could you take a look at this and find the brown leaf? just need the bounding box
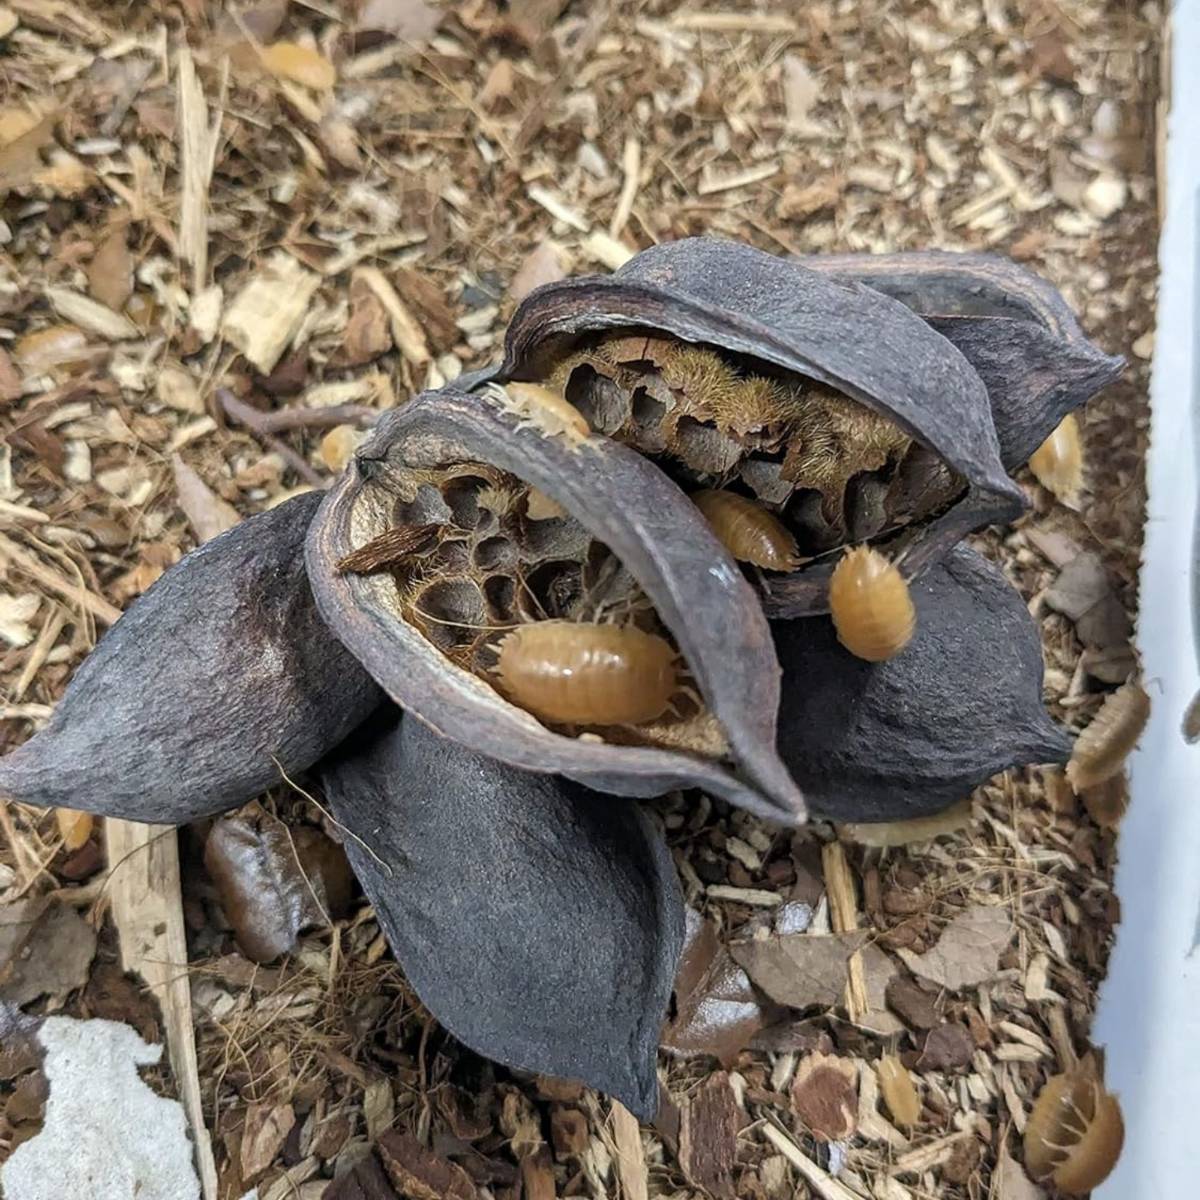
[729,930,866,1009]
[679,1071,742,1199]
[856,944,905,1036]
[241,1102,296,1181]
[510,241,567,304]
[356,0,444,41]
[323,1149,399,1200]
[336,276,393,366]
[896,905,1013,991]
[87,225,134,312]
[172,455,242,544]
[204,805,354,963]
[663,909,777,1065]
[790,1052,858,1141]
[0,897,97,1006]
[1043,552,1131,650]
[377,1129,478,1200]
[0,111,56,191]
[913,1023,975,1072]
[393,267,459,353]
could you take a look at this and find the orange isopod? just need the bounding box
[691,489,800,571]
[495,620,678,726]
[828,545,915,662]
[1023,1062,1124,1193]
[1029,413,1083,504]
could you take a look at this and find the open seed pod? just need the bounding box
[772,544,1071,822]
[797,250,1124,470]
[319,711,685,1120]
[306,384,805,822]
[491,238,1027,618]
[0,493,382,823]
[1024,1058,1124,1193]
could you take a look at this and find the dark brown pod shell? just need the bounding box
[306,386,804,822]
[773,544,1071,823]
[797,250,1124,470]
[0,493,383,823]
[319,711,684,1120]
[1024,1062,1124,1193]
[500,238,1025,617]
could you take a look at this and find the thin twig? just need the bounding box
[216,389,327,488]
[234,403,380,434]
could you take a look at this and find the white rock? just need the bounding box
[1083,174,1127,219]
[1,1016,200,1200]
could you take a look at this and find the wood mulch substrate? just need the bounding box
[0,1,1159,1197]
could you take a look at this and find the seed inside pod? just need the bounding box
[828,545,916,662]
[1023,1060,1124,1193]
[1029,412,1083,504]
[339,456,725,757]
[540,334,963,572]
[1066,680,1150,790]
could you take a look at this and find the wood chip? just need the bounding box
[176,49,219,295]
[679,1071,741,1199]
[610,1102,648,1200]
[353,266,431,368]
[221,253,319,373]
[44,287,136,340]
[171,455,241,544]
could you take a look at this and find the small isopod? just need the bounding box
[690,489,801,571]
[494,382,591,441]
[828,545,915,662]
[1023,1061,1124,1193]
[495,620,678,726]
[525,487,567,521]
[1066,680,1150,790]
[1029,413,1083,504]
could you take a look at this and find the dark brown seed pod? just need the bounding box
[495,238,1027,618]
[0,493,382,823]
[828,545,916,662]
[318,711,685,1120]
[773,544,1072,823]
[495,621,678,725]
[1066,681,1151,790]
[691,489,800,571]
[1024,1060,1124,1193]
[797,250,1124,471]
[306,385,805,823]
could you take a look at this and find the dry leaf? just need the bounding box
[44,287,136,341]
[87,226,134,312]
[790,1052,858,1141]
[260,42,336,91]
[663,909,778,1065]
[856,944,905,1036]
[357,0,444,41]
[1043,553,1131,650]
[996,1141,1046,1200]
[241,1102,296,1181]
[172,455,242,544]
[913,1023,974,1071]
[0,592,39,647]
[679,1071,741,1199]
[729,930,866,1009]
[897,905,1013,991]
[0,111,56,192]
[13,325,88,375]
[510,241,567,303]
[204,804,354,963]
[0,898,97,1006]
[781,55,823,134]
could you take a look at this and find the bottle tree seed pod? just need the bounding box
[828,546,916,662]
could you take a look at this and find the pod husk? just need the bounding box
[0,493,383,823]
[499,238,1025,617]
[305,386,805,823]
[773,544,1072,823]
[318,712,685,1120]
[797,250,1124,468]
